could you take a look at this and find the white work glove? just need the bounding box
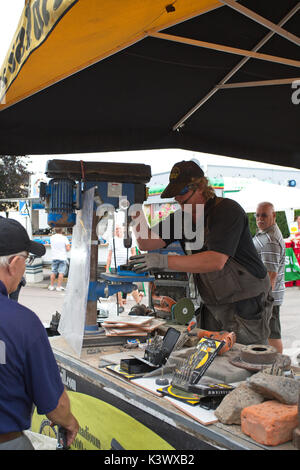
[129,253,169,273]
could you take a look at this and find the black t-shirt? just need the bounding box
[155,197,267,279]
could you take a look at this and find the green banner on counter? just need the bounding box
[285,247,300,282]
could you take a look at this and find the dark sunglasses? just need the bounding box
[179,185,192,196]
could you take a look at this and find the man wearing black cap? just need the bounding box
[130,160,273,345]
[0,218,78,450]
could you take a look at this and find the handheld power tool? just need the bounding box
[175,320,236,354]
[196,329,236,355]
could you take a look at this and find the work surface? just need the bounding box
[48,334,296,451]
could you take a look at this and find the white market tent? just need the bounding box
[224,179,300,225]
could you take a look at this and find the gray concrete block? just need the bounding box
[247,372,300,405]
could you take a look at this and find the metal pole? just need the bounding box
[85,211,99,330]
[219,0,300,47]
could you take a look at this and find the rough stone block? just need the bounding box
[293,386,300,449]
[293,427,300,450]
[214,382,264,424]
[247,372,300,405]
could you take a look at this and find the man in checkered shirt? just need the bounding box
[253,202,285,353]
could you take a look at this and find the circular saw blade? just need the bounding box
[172,298,195,325]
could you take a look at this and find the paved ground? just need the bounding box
[276,285,300,360]
[19,270,300,359]
[19,270,66,325]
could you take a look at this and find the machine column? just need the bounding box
[85,211,99,333]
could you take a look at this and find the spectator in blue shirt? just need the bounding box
[0,218,79,450]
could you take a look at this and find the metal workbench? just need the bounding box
[32,336,296,451]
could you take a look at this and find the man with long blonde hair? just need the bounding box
[130,160,273,345]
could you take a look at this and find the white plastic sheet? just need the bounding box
[58,187,95,356]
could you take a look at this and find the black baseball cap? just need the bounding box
[160,160,204,198]
[0,217,46,257]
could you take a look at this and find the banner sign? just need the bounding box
[285,246,300,282]
[0,0,78,104]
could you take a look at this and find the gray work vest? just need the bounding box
[195,257,271,306]
[192,197,271,306]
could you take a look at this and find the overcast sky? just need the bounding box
[0,1,24,65]
[0,2,296,177]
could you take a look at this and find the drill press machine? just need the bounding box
[40,159,154,342]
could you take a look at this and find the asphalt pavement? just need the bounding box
[18,270,300,361]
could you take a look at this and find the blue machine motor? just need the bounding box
[40,159,151,229]
[45,178,79,228]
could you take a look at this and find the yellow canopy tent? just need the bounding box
[0,0,221,109]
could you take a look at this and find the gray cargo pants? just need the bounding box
[199,290,273,345]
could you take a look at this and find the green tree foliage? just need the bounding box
[294,209,300,220]
[0,156,31,212]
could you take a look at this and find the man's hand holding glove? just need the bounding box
[129,253,169,273]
